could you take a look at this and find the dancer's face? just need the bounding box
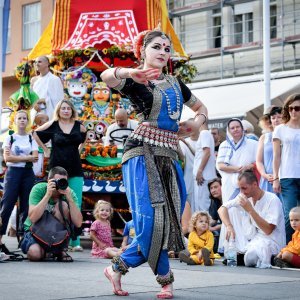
[143,37,171,70]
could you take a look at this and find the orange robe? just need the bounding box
[280,230,300,256]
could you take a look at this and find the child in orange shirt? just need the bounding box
[179,211,214,266]
[274,206,300,268]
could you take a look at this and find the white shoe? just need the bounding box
[72,246,83,252]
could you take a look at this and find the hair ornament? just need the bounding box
[133,30,150,61]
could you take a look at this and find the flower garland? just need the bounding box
[82,163,121,172]
[81,144,118,158]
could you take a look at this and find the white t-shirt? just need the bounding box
[193,130,216,180]
[2,134,38,167]
[179,137,197,197]
[273,124,300,179]
[223,191,286,249]
[104,119,139,148]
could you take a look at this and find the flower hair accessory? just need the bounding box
[133,30,150,61]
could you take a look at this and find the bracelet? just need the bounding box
[272,178,279,181]
[195,112,207,124]
[113,67,122,80]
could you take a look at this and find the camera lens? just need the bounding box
[56,178,68,190]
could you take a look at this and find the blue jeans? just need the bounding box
[0,167,35,235]
[280,178,300,242]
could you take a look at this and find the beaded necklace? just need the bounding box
[153,75,181,121]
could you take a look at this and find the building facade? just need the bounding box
[2,0,54,107]
[169,0,300,81]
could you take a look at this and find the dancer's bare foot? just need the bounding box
[157,284,173,299]
[104,266,129,296]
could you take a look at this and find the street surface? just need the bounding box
[1,236,299,300]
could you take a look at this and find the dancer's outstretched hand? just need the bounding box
[129,68,160,85]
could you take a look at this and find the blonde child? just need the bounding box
[274,207,300,268]
[179,211,214,266]
[90,200,121,258]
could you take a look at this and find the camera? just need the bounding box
[54,178,68,190]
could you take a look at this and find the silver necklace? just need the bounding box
[155,76,181,121]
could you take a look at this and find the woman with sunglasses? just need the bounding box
[256,106,283,193]
[273,94,300,243]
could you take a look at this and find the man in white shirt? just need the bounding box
[104,108,138,148]
[218,170,285,268]
[193,121,216,212]
[31,56,65,120]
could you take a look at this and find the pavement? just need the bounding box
[1,236,300,300]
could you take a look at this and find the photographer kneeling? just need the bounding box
[21,166,83,262]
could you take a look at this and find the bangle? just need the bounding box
[113,67,122,80]
[195,112,207,125]
[272,178,279,181]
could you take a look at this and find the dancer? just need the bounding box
[101,29,207,298]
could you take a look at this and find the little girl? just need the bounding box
[90,200,121,258]
[179,211,214,266]
[274,206,300,268]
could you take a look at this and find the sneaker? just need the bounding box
[202,248,212,266]
[0,244,11,255]
[179,250,196,265]
[0,252,10,262]
[274,257,292,268]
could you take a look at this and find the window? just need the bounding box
[22,2,41,50]
[270,2,277,39]
[234,13,253,44]
[212,9,222,48]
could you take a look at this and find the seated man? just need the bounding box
[218,170,285,268]
[21,166,83,262]
[104,108,138,147]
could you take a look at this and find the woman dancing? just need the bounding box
[101,29,207,299]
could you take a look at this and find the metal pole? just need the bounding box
[263,0,271,112]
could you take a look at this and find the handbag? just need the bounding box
[30,209,70,253]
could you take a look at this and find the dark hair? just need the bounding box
[143,31,171,49]
[48,166,68,179]
[238,170,258,184]
[208,178,222,191]
[282,94,300,123]
[269,106,282,117]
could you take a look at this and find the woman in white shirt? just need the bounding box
[0,110,38,253]
[273,94,300,242]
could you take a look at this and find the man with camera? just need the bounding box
[21,166,82,261]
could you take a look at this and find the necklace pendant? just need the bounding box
[169,111,180,120]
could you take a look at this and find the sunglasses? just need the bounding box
[288,106,300,112]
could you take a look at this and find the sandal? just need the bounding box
[55,252,73,262]
[157,284,173,299]
[104,266,129,296]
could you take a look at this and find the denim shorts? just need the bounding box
[20,232,37,254]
